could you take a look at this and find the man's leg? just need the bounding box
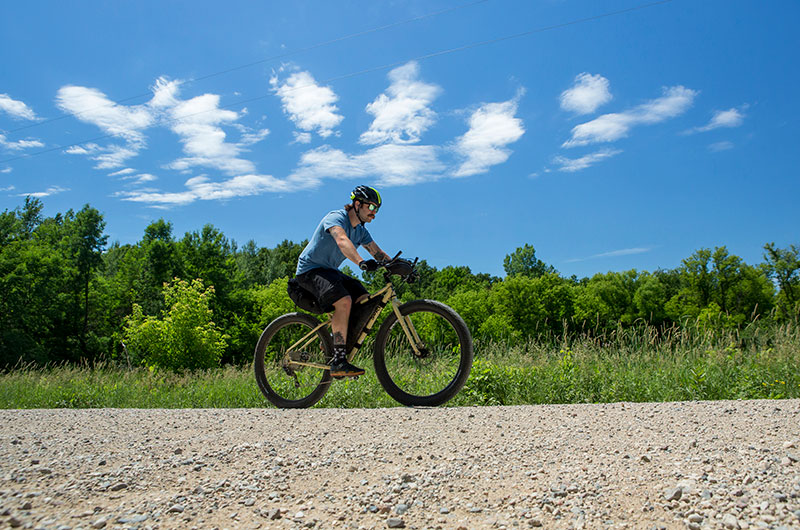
[329,295,365,377]
[330,295,352,349]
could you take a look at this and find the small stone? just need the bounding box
[774,492,788,502]
[21,501,32,510]
[688,514,703,523]
[395,504,408,515]
[8,516,22,528]
[722,513,740,529]
[664,487,682,501]
[174,448,183,455]
[439,507,450,514]
[387,518,406,528]
[530,519,543,527]
[167,504,184,513]
[92,517,108,529]
[267,508,281,520]
[109,482,127,491]
[243,498,255,507]
[640,455,651,463]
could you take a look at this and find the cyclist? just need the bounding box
[294,185,391,377]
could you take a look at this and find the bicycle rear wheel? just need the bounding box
[254,312,333,408]
[373,300,473,407]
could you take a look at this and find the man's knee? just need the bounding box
[332,295,352,312]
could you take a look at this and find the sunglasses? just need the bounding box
[363,202,380,212]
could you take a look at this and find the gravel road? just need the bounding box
[1,400,799,530]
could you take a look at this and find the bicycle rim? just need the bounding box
[374,300,472,407]
[254,313,332,408]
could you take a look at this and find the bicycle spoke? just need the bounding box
[379,306,466,401]
[255,313,332,408]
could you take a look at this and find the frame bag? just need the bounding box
[287,278,324,314]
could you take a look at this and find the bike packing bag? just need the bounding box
[287,277,324,314]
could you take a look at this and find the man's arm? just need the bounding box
[328,226,366,266]
[364,241,391,262]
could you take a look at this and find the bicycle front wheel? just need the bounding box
[373,300,473,407]
[254,312,333,408]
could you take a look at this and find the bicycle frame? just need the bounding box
[283,279,424,371]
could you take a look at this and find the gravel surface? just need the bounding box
[1,400,799,530]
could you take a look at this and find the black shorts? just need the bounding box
[295,268,368,312]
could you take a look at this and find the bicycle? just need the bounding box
[254,253,473,408]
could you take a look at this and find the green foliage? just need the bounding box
[763,242,800,320]
[4,320,797,408]
[503,244,555,278]
[123,278,227,370]
[1,197,798,378]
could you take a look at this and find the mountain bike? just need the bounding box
[254,254,473,408]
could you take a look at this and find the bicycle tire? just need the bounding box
[254,312,333,408]
[373,300,473,407]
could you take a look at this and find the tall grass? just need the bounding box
[1,321,798,409]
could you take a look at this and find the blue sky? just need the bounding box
[1,0,798,279]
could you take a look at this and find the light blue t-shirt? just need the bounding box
[296,209,373,275]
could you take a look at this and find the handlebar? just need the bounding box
[377,251,419,283]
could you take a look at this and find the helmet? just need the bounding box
[350,185,382,206]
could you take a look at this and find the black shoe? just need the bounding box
[329,359,365,377]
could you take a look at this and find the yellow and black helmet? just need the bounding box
[350,185,382,206]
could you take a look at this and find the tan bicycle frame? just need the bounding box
[284,280,423,371]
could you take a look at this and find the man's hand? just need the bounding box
[359,259,379,272]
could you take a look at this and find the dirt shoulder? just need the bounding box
[1,400,799,529]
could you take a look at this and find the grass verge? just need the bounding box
[2,322,798,409]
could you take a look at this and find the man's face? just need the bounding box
[358,201,379,223]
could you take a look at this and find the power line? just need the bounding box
[1,0,673,166]
[5,0,490,136]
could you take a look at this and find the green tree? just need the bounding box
[574,270,638,328]
[763,242,800,319]
[493,273,575,338]
[503,244,556,278]
[64,205,108,357]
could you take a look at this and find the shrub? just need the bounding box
[123,278,227,370]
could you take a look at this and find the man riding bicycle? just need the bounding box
[294,185,392,377]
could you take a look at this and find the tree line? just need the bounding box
[2,197,798,369]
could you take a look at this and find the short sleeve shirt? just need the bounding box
[296,209,373,275]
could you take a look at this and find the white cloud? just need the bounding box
[119,172,158,184]
[560,73,612,114]
[55,84,160,169]
[0,184,15,191]
[689,106,747,133]
[56,85,154,145]
[566,246,653,263]
[117,174,288,206]
[288,144,445,188]
[0,168,12,174]
[15,185,69,198]
[708,141,734,152]
[236,125,270,146]
[552,148,622,172]
[64,142,139,169]
[108,168,136,176]
[452,93,525,177]
[360,144,444,186]
[0,94,39,121]
[271,68,343,139]
[360,62,442,146]
[167,93,256,175]
[0,133,44,151]
[293,132,312,144]
[563,86,698,147]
